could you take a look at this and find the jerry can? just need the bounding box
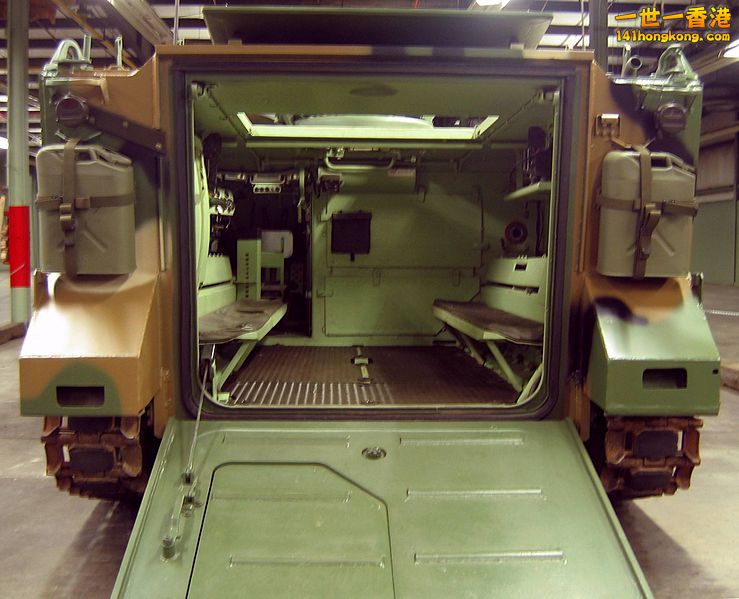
[35,142,136,275]
[597,150,697,278]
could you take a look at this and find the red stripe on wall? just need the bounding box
[8,205,31,288]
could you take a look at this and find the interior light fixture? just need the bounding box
[236,113,499,145]
[0,137,8,150]
[723,39,739,58]
[104,0,173,45]
[475,0,512,7]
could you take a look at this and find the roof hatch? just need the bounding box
[203,7,552,49]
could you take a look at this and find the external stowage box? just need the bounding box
[36,143,136,275]
[597,150,697,278]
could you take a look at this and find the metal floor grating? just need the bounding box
[224,346,517,407]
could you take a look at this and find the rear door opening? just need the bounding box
[191,72,561,412]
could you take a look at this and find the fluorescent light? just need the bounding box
[104,0,173,45]
[236,113,499,143]
[724,39,739,58]
[0,137,8,150]
[476,0,512,7]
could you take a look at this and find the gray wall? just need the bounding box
[692,113,738,285]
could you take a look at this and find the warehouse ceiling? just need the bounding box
[0,0,737,148]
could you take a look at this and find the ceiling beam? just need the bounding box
[693,54,739,77]
[701,121,739,145]
[527,0,695,9]
[97,0,173,46]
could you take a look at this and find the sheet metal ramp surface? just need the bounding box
[113,420,651,598]
[223,346,518,407]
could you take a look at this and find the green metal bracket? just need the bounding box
[485,340,523,392]
[211,341,257,402]
[236,240,286,300]
[236,239,262,300]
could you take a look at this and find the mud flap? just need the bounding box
[113,419,651,598]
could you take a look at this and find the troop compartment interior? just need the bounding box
[189,71,565,412]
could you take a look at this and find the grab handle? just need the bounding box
[49,40,85,65]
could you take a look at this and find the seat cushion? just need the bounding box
[199,299,285,344]
[433,300,543,344]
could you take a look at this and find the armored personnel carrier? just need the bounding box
[20,7,719,597]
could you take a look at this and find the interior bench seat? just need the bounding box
[432,300,543,345]
[198,298,287,401]
[433,256,547,399]
[199,299,287,344]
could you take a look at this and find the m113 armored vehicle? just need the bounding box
[19,7,719,597]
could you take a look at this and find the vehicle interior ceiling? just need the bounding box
[191,74,560,410]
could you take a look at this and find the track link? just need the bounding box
[600,416,702,498]
[41,416,150,500]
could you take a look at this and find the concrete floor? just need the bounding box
[0,273,737,598]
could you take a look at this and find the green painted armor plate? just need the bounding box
[114,419,650,597]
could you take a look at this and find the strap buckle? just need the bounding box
[59,202,76,232]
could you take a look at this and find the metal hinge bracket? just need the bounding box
[596,113,621,138]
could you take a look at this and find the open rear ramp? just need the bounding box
[113,420,650,598]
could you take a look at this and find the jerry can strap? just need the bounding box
[35,194,134,210]
[633,145,655,279]
[597,146,697,279]
[598,196,697,217]
[61,138,80,275]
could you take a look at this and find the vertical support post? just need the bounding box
[589,0,609,71]
[7,0,31,325]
